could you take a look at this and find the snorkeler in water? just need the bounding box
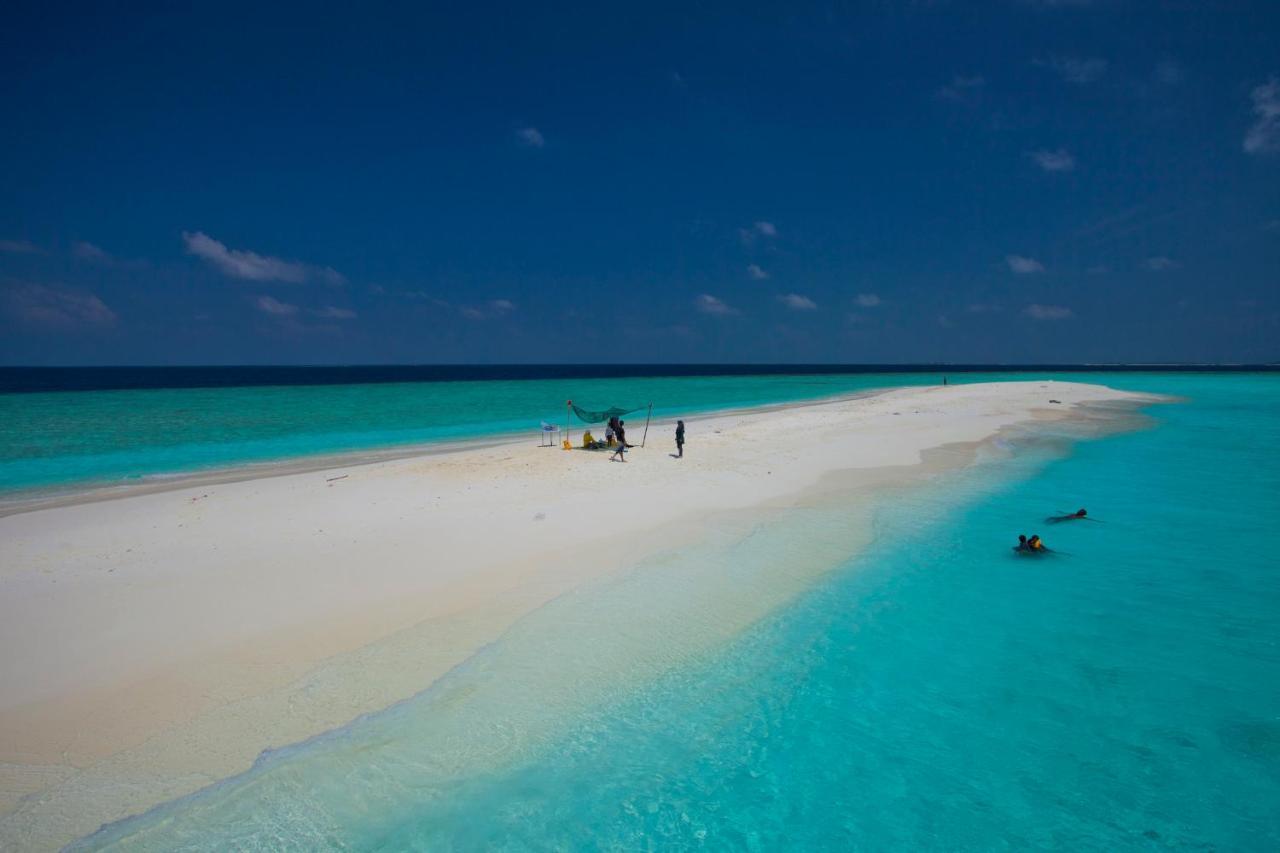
[1046,507,1094,523]
[1014,534,1050,554]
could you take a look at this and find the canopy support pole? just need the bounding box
[641,403,653,448]
[565,401,572,449]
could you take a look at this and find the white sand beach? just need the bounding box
[0,381,1150,849]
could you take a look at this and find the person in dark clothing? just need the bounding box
[611,420,628,462]
[675,420,685,458]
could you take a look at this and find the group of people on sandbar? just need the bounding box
[603,416,685,462]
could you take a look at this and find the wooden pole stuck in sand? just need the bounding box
[641,402,653,447]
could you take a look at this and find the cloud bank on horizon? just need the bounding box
[0,2,1277,364]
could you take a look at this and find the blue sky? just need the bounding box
[1,2,1277,365]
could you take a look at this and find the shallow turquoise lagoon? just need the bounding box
[80,373,1280,850]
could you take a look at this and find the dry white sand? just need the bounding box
[0,380,1150,849]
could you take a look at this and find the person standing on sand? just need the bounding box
[611,420,628,462]
[675,420,685,458]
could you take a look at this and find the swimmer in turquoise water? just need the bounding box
[1046,508,1094,523]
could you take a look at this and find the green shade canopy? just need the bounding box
[570,403,644,424]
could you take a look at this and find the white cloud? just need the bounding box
[315,267,346,286]
[747,264,769,280]
[1006,255,1045,274]
[1244,77,1280,155]
[183,231,345,285]
[938,74,986,102]
[460,299,516,320]
[73,241,111,262]
[516,127,545,148]
[855,293,882,307]
[1030,148,1076,172]
[73,241,150,270]
[739,221,777,243]
[255,295,298,316]
[694,294,737,316]
[1145,256,1180,271]
[186,232,305,282]
[778,293,816,310]
[312,306,357,320]
[0,239,42,254]
[1037,56,1108,84]
[1024,304,1073,320]
[403,290,448,305]
[5,282,116,328]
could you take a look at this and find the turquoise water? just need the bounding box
[77,373,1280,850]
[0,372,953,496]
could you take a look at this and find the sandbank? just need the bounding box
[0,380,1154,849]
